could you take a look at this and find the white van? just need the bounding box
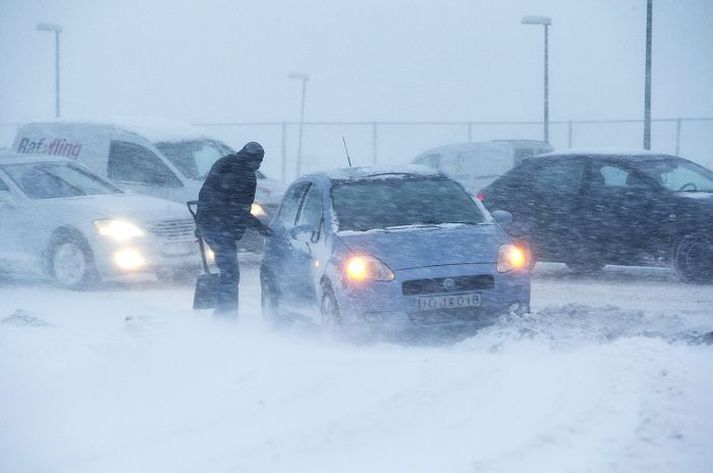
[411,140,553,193]
[13,119,285,252]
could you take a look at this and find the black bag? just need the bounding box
[187,201,220,310]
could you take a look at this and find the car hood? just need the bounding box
[45,193,191,223]
[337,224,506,270]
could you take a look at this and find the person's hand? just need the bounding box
[258,224,274,237]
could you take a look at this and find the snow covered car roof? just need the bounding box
[306,164,442,181]
[536,148,667,159]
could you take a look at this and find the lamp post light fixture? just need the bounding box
[521,15,552,143]
[288,72,309,177]
[36,22,63,119]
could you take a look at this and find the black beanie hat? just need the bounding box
[242,142,264,159]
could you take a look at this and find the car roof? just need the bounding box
[535,148,672,160]
[0,152,74,165]
[302,165,442,183]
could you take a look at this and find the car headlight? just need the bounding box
[94,219,145,242]
[497,244,528,273]
[251,203,266,217]
[345,255,395,281]
[113,248,146,271]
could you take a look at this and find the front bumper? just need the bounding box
[92,236,201,280]
[333,263,530,329]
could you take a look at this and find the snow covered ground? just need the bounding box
[1,263,712,473]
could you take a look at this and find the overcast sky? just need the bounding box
[1,0,711,124]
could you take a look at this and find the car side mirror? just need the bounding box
[491,210,513,229]
[290,224,315,243]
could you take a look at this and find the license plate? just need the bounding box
[162,241,195,256]
[417,292,482,311]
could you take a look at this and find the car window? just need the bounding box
[592,162,650,189]
[108,141,182,187]
[528,159,586,194]
[332,176,485,232]
[277,182,310,228]
[0,176,8,191]
[155,140,226,180]
[296,184,322,229]
[639,159,713,192]
[2,163,122,199]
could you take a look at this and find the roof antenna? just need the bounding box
[342,136,353,168]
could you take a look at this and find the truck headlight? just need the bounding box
[345,255,395,282]
[94,219,144,242]
[497,244,528,273]
[251,203,266,217]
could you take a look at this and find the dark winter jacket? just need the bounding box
[195,144,265,238]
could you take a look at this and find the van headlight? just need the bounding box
[345,255,395,281]
[497,244,528,273]
[94,219,145,242]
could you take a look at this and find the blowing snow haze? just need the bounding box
[0,0,712,124]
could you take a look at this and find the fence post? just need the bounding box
[567,121,573,148]
[468,122,473,142]
[281,122,287,182]
[675,118,682,155]
[372,122,378,165]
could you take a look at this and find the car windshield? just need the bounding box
[155,140,232,180]
[331,176,486,231]
[2,162,122,199]
[638,158,713,192]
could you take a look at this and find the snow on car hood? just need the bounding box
[337,223,506,270]
[44,194,191,223]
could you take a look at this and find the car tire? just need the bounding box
[320,283,342,332]
[673,233,713,283]
[49,235,97,290]
[565,260,605,274]
[261,273,285,328]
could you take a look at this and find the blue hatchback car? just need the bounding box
[260,166,530,331]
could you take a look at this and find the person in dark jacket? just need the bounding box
[196,142,272,315]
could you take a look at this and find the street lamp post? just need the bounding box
[36,22,63,119]
[521,15,552,143]
[643,0,653,150]
[288,72,309,177]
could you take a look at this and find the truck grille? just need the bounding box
[149,219,195,241]
[402,275,494,296]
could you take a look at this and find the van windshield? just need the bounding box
[155,140,232,180]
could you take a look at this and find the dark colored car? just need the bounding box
[478,149,713,282]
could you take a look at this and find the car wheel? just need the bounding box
[261,274,284,328]
[320,283,342,331]
[49,237,97,290]
[673,234,713,283]
[565,260,605,274]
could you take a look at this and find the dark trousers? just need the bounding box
[202,230,240,314]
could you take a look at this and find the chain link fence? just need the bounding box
[2,117,711,181]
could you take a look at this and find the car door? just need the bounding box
[266,181,310,302]
[0,174,43,274]
[526,157,588,260]
[486,157,587,260]
[287,182,324,311]
[581,159,659,262]
[107,141,184,200]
